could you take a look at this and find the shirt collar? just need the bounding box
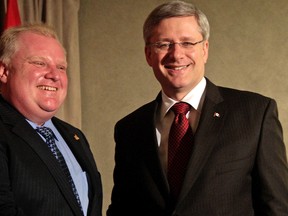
[160,77,206,119]
[26,118,58,141]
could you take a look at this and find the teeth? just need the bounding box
[174,65,187,70]
[37,85,57,91]
[166,64,190,70]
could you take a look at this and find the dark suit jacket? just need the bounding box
[107,79,288,216]
[0,96,102,216]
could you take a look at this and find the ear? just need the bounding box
[0,62,9,83]
[145,46,153,67]
[202,40,209,64]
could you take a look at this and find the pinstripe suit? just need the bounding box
[107,79,288,216]
[0,96,102,216]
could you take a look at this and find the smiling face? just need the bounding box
[145,16,209,100]
[0,31,68,125]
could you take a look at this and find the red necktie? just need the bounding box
[168,102,194,202]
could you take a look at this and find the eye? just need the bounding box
[156,42,170,49]
[57,65,67,71]
[29,61,47,67]
[181,42,194,48]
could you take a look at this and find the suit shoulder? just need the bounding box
[218,86,274,105]
[206,79,275,107]
[52,117,82,133]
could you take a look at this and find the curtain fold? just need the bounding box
[17,0,82,128]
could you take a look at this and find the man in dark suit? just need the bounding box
[107,1,288,215]
[0,23,102,215]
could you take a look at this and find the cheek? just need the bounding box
[145,47,153,66]
[8,72,28,86]
[189,51,204,64]
[146,49,164,67]
[60,73,68,85]
[63,77,68,87]
[60,76,68,96]
[148,54,160,67]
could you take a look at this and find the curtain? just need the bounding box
[4,0,82,128]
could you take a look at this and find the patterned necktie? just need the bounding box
[168,102,194,202]
[36,126,83,215]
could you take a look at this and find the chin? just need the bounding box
[39,104,60,113]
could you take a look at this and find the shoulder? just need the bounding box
[52,117,77,130]
[204,79,279,121]
[206,78,275,108]
[220,86,270,99]
[218,86,275,108]
[214,86,279,122]
[51,117,85,137]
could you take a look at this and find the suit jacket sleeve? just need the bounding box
[253,98,288,215]
[0,125,26,216]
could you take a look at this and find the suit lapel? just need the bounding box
[177,79,228,204]
[53,118,102,215]
[140,95,170,199]
[11,120,83,216]
[141,86,228,204]
[52,118,102,214]
[0,98,84,216]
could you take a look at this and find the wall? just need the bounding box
[79,0,288,213]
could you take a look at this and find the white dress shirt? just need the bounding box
[155,77,207,173]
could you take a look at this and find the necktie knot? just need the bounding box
[36,126,59,159]
[171,102,191,115]
[36,126,54,140]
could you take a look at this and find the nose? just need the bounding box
[45,65,60,81]
[167,43,185,59]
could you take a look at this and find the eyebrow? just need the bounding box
[26,56,67,66]
[155,36,197,42]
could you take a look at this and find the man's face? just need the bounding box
[0,32,68,124]
[145,16,209,100]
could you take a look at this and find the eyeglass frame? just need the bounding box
[147,39,205,53]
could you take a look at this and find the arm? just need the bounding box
[0,140,25,216]
[253,99,288,215]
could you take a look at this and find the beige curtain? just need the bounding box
[16,0,82,128]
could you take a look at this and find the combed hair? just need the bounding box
[0,23,60,65]
[143,0,210,44]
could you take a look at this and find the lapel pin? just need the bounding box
[213,112,220,118]
[74,134,80,140]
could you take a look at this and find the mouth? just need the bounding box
[164,64,191,71]
[37,85,58,91]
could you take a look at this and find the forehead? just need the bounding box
[17,32,64,52]
[15,32,66,62]
[151,16,201,40]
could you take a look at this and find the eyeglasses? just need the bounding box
[148,39,204,53]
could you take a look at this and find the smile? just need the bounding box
[37,85,57,91]
[165,64,191,70]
